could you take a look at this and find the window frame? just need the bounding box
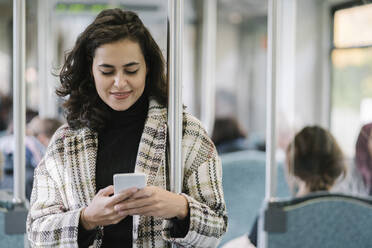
[329,0,372,157]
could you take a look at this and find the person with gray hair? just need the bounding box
[0,116,63,199]
[27,117,63,147]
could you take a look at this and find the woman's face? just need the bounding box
[92,39,147,111]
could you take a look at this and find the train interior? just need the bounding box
[0,0,372,247]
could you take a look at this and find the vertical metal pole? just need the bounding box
[13,0,26,204]
[265,0,279,202]
[200,0,217,135]
[259,0,280,247]
[37,0,48,118]
[320,0,331,129]
[38,0,57,118]
[167,0,183,201]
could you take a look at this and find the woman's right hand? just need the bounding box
[80,185,138,230]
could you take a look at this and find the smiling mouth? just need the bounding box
[111,91,132,99]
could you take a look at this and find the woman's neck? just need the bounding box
[296,181,311,197]
[103,92,148,130]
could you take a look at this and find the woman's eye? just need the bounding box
[101,71,113,75]
[126,70,138,75]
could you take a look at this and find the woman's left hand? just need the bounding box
[114,186,189,220]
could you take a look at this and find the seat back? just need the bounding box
[263,193,372,248]
[0,212,26,248]
[0,190,27,248]
[219,150,290,246]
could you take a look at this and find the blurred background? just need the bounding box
[1,0,372,246]
[0,0,371,158]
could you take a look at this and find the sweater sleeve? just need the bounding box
[26,158,82,247]
[27,125,103,247]
[162,155,228,247]
[162,114,228,247]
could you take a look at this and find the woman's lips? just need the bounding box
[111,91,132,100]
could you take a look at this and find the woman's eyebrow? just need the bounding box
[98,64,114,68]
[98,62,140,68]
[123,62,140,67]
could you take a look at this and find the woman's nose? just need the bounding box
[114,72,127,88]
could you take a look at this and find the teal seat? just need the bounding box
[263,193,372,248]
[0,212,25,248]
[0,190,27,248]
[219,150,290,247]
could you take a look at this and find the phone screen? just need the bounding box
[113,173,147,194]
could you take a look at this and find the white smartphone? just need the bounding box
[113,173,147,195]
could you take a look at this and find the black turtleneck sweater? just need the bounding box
[78,93,189,247]
[78,93,148,248]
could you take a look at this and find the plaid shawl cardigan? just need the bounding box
[27,98,228,248]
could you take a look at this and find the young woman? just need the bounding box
[27,9,227,248]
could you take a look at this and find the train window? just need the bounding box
[333,3,372,48]
[331,3,372,157]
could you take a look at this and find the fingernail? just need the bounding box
[131,188,138,193]
[114,206,119,211]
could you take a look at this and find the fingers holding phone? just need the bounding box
[114,186,189,220]
[80,173,147,230]
[80,185,138,230]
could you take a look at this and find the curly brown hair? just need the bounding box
[56,9,167,131]
[286,126,346,192]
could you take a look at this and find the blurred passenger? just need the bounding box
[0,137,42,200]
[212,117,249,154]
[223,125,346,248]
[27,9,227,248]
[0,108,40,165]
[0,115,62,200]
[355,123,372,195]
[27,116,63,147]
[0,93,12,136]
[3,108,38,134]
[24,117,63,164]
[0,151,3,182]
[284,126,346,196]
